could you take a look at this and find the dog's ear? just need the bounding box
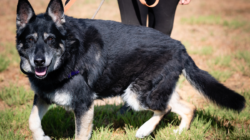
[46,0,65,25]
[16,0,35,30]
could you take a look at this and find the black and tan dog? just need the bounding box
[16,0,245,139]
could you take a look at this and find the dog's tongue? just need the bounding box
[35,67,47,76]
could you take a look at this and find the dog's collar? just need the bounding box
[68,70,79,78]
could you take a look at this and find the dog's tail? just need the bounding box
[182,51,245,111]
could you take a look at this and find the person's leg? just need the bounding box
[148,0,180,36]
[117,0,147,26]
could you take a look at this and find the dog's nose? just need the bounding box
[34,58,45,66]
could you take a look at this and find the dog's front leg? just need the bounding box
[29,95,50,140]
[74,102,94,140]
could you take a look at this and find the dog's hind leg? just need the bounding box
[29,95,51,140]
[169,91,196,134]
[74,102,94,140]
[135,106,171,138]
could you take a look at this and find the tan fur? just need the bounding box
[169,91,196,133]
[136,106,171,138]
[75,103,94,140]
[29,96,50,140]
[179,99,196,129]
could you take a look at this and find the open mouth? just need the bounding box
[35,67,47,77]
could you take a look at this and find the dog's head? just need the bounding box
[16,0,67,79]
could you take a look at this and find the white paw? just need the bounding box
[135,126,154,138]
[33,135,51,140]
[43,135,51,140]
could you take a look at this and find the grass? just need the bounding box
[209,55,232,68]
[181,15,222,25]
[0,54,9,72]
[235,51,250,65]
[209,70,232,82]
[181,15,250,31]
[0,85,33,106]
[191,46,213,56]
[0,42,20,65]
[207,55,236,81]
[181,42,213,56]
[234,51,250,77]
[223,20,247,29]
[0,0,249,139]
[0,90,249,140]
[0,105,32,140]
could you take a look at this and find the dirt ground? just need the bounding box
[0,0,249,108]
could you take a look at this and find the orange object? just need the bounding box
[139,0,159,7]
[64,0,76,12]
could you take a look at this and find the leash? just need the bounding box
[64,0,105,19]
[92,0,105,19]
[139,0,159,8]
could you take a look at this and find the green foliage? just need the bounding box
[0,105,32,140]
[211,55,232,68]
[223,20,247,29]
[234,51,250,76]
[0,85,33,106]
[191,46,213,55]
[42,106,75,139]
[0,54,9,72]
[0,42,20,65]
[0,89,249,140]
[91,125,113,140]
[181,15,222,25]
[209,70,232,82]
[181,16,249,31]
[235,51,250,65]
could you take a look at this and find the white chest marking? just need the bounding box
[52,91,72,107]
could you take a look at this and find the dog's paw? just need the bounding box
[135,126,154,138]
[43,136,51,140]
[33,135,51,140]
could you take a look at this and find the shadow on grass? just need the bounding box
[42,104,235,139]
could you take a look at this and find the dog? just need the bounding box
[16,0,245,139]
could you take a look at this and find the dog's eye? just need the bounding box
[47,37,54,41]
[26,37,34,43]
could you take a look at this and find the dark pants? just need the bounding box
[117,0,180,36]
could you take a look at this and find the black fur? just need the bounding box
[16,0,245,138]
[16,0,245,112]
[182,53,245,111]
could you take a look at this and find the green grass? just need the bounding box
[42,106,75,139]
[0,85,33,106]
[181,15,222,25]
[181,16,249,31]
[209,55,232,68]
[0,42,20,64]
[209,70,232,82]
[0,105,32,140]
[234,51,250,76]
[223,20,247,29]
[191,46,213,56]
[204,91,250,123]
[235,51,250,65]
[0,88,249,139]
[0,54,9,72]
[181,43,213,56]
